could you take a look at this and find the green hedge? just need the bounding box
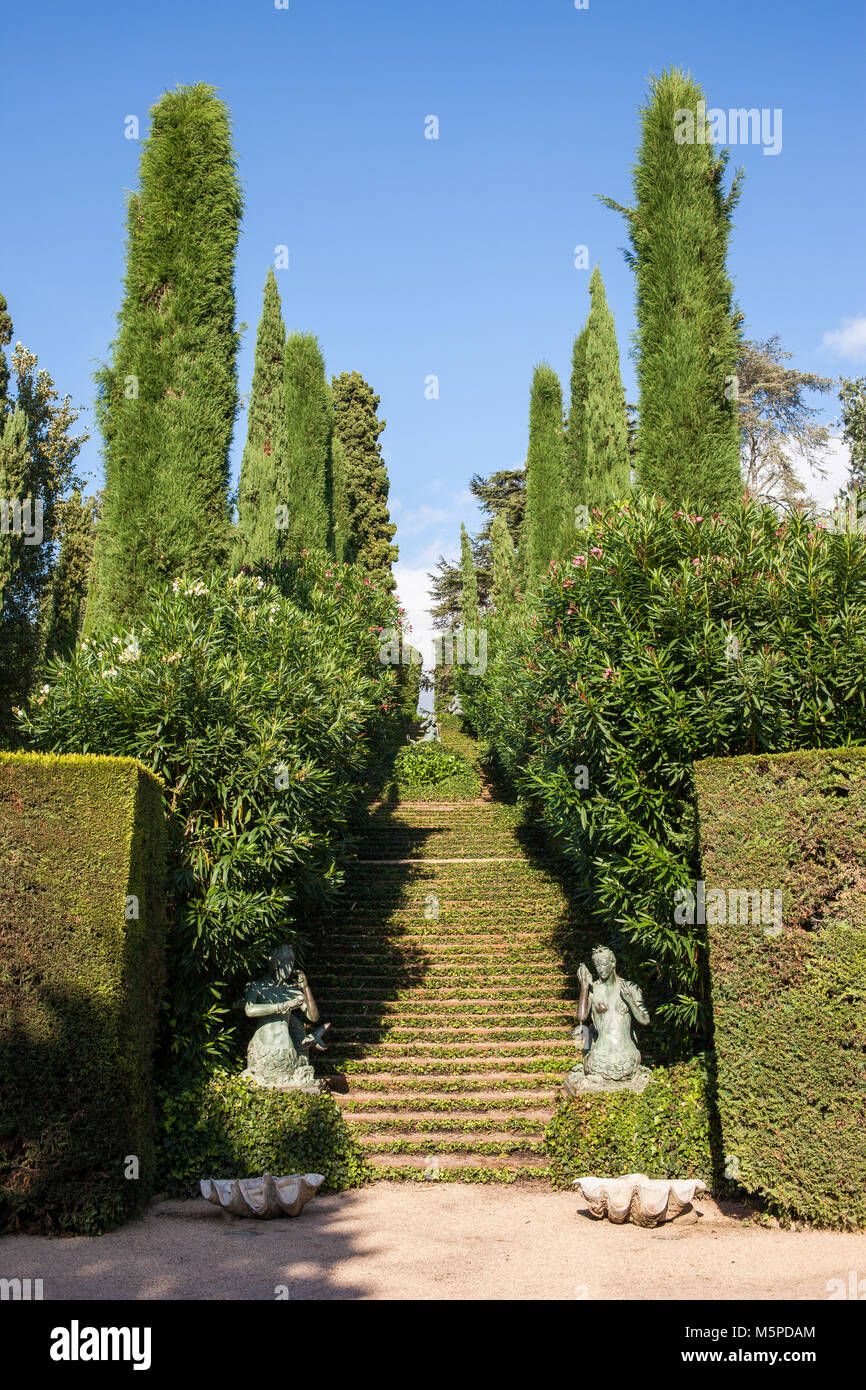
[696,748,866,1229]
[0,752,167,1234]
[159,1071,369,1193]
[545,1059,713,1189]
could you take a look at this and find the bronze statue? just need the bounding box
[563,945,651,1095]
[242,944,331,1092]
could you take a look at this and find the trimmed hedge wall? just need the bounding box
[159,1071,369,1193]
[696,748,866,1229]
[545,1059,713,1189]
[0,753,167,1233]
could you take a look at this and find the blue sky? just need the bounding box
[3,0,865,637]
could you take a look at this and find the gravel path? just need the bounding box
[2,1184,864,1301]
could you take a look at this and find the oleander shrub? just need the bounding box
[696,748,866,1229]
[458,495,866,1044]
[159,1071,369,1193]
[0,753,166,1233]
[545,1059,713,1190]
[19,553,407,1074]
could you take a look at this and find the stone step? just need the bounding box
[342,1109,554,1125]
[364,1153,551,1172]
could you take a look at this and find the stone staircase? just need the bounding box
[308,796,580,1181]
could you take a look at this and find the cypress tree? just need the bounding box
[234,270,287,566]
[331,371,398,587]
[523,362,565,583]
[41,490,98,661]
[282,333,333,555]
[583,265,630,503]
[601,68,743,510]
[459,523,478,625]
[330,435,351,566]
[86,83,242,633]
[564,325,589,517]
[490,514,517,613]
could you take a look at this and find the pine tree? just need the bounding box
[523,362,565,584]
[282,333,333,555]
[459,523,478,625]
[601,68,743,510]
[490,514,517,613]
[234,270,287,566]
[332,371,398,586]
[583,265,630,503]
[86,84,242,632]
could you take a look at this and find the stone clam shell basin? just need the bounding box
[574,1174,708,1228]
[200,1173,324,1219]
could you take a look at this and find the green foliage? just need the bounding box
[234,270,288,567]
[0,753,166,1233]
[86,84,241,633]
[545,1060,713,1189]
[283,333,333,555]
[565,325,589,517]
[330,435,352,566]
[583,266,630,504]
[838,376,866,489]
[601,68,743,510]
[332,370,398,586]
[457,494,866,1042]
[394,742,475,788]
[383,735,481,801]
[696,749,866,1229]
[491,514,517,613]
[524,363,565,585]
[159,1071,369,1193]
[459,522,478,623]
[20,554,404,1073]
[0,333,87,737]
[40,490,98,663]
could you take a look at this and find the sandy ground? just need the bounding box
[2,1183,865,1301]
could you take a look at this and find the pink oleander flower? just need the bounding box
[573,555,587,568]
[603,667,613,680]
[590,546,603,559]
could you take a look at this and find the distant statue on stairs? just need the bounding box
[242,944,331,1093]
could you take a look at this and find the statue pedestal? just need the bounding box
[240,1069,323,1095]
[563,1065,652,1097]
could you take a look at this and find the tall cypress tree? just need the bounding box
[583,266,630,503]
[86,83,242,633]
[490,514,517,613]
[523,363,565,584]
[330,435,351,566]
[601,68,742,510]
[41,490,98,661]
[234,270,287,566]
[331,371,398,587]
[282,333,333,555]
[459,523,478,626]
[564,325,589,518]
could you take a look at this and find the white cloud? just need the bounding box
[393,564,437,664]
[821,316,866,361]
[789,433,851,509]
